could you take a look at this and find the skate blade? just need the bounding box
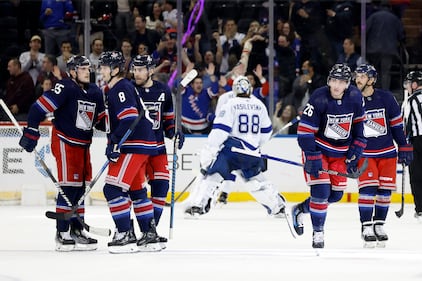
[74,243,98,251]
[159,242,167,250]
[363,241,377,248]
[108,243,139,254]
[55,243,75,252]
[376,241,387,248]
[184,212,201,219]
[138,243,162,252]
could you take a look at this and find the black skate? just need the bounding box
[137,220,162,252]
[55,230,75,252]
[361,222,376,248]
[291,204,304,236]
[312,231,324,249]
[108,229,138,254]
[70,228,98,251]
[217,192,228,204]
[374,221,388,248]
[184,206,205,218]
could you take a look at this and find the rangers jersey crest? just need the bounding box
[144,101,162,130]
[76,100,97,131]
[364,108,387,137]
[324,113,353,140]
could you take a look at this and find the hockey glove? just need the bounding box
[199,145,219,171]
[304,151,322,178]
[164,127,175,139]
[19,127,40,152]
[106,143,120,163]
[175,131,185,149]
[346,139,367,174]
[398,144,413,166]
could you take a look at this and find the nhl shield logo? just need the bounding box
[364,108,387,137]
[324,113,353,140]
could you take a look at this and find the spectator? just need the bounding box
[1,58,35,121]
[35,54,67,98]
[284,60,325,113]
[39,0,76,56]
[272,101,298,135]
[130,15,161,56]
[146,1,165,35]
[88,38,104,88]
[41,77,52,92]
[121,39,133,78]
[281,21,301,75]
[162,0,177,30]
[336,37,363,72]
[275,33,297,100]
[56,40,74,72]
[219,18,245,74]
[152,31,178,77]
[19,35,45,85]
[114,0,134,42]
[245,65,269,104]
[366,3,405,90]
[193,32,223,78]
[243,19,269,73]
[137,43,149,56]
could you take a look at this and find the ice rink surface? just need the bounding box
[0,202,421,281]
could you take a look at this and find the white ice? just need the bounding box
[0,202,422,281]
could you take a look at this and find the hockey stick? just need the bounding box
[45,108,145,226]
[395,163,406,218]
[165,176,197,206]
[0,99,110,236]
[170,69,199,239]
[230,147,369,179]
[271,116,300,138]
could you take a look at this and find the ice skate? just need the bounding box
[273,194,287,218]
[184,206,205,219]
[374,222,388,248]
[291,204,304,236]
[137,221,162,252]
[70,228,98,251]
[312,231,324,249]
[55,230,75,252]
[361,222,376,248]
[216,191,228,205]
[108,229,138,254]
[414,212,422,223]
[157,235,168,250]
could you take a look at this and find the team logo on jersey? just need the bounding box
[76,100,96,130]
[364,108,387,137]
[324,113,353,140]
[145,102,162,130]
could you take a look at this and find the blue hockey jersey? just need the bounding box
[106,78,158,155]
[362,88,407,158]
[297,85,365,157]
[134,80,174,154]
[27,78,105,146]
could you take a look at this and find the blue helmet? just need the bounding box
[66,55,90,71]
[328,63,352,83]
[131,54,155,69]
[99,51,125,72]
[355,64,377,84]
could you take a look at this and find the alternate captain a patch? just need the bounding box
[76,100,96,130]
[364,108,387,137]
[324,113,353,140]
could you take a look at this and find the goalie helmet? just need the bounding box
[355,64,377,84]
[404,70,422,86]
[232,75,252,96]
[66,55,91,71]
[99,51,125,72]
[132,54,155,69]
[328,63,352,84]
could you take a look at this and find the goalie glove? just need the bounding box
[19,127,40,152]
[199,145,219,171]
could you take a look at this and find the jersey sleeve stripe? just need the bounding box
[390,115,403,127]
[117,107,138,120]
[261,125,272,133]
[36,96,57,113]
[212,123,231,133]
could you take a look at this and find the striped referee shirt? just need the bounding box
[406,88,422,137]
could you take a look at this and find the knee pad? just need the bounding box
[310,184,331,199]
[150,179,169,198]
[328,190,343,203]
[359,186,377,197]
[129,187,148,202]
[104,183,127,202]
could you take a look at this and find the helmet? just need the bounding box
[99,51,125,72]
[404,71,422,85]
[132,54,155,69]
[355,64,377,84]
[66,55,90,71]
[232,75,252,96]
[328,63,352,83]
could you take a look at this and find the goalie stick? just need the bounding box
[165,176,197,207]
[0,99,110,236]
[45,103,147,226]
[230,147,369,179]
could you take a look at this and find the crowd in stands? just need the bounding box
[0,0,418,135]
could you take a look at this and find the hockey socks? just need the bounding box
[374,189,391,221]
[56,186,85,232]
[150,179,169,225]
[104,184,131,232]
[129,188,154,232]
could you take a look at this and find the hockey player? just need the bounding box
[184,75,286,218]
[354,64,413,247]
[19,55,105,251]
[131,54,184,247]
[98,51,160,253]
[292,63,367,249]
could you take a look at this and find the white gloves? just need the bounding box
[199,145,219,171]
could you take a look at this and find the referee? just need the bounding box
[404,70,422,221]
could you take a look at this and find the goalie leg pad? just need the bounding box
[247,173,285,215]
[185,173,223,216]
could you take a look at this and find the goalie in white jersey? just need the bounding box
[185,76,287,217]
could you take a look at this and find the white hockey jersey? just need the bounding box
[208,95,272,150]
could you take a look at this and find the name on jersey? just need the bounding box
[364,108,387,137]
[233,104,262,111]
[324,113,353,140]
[76,100,96,131]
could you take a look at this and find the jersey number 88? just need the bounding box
[238,114,259,134]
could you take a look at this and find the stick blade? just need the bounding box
[395,210,404,218]
[180,69,198,87]
[45,210,74,220]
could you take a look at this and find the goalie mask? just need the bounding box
[233,75,252,97]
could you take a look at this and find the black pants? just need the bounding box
[410,136,422,213]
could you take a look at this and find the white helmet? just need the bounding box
[232,75,252,96]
